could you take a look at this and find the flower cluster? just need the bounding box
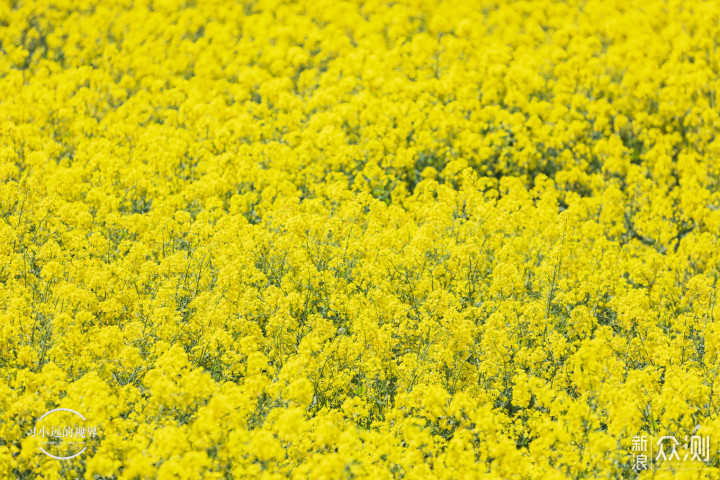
[1,0,720,478]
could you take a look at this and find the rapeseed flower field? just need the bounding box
[2,0,720,478]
